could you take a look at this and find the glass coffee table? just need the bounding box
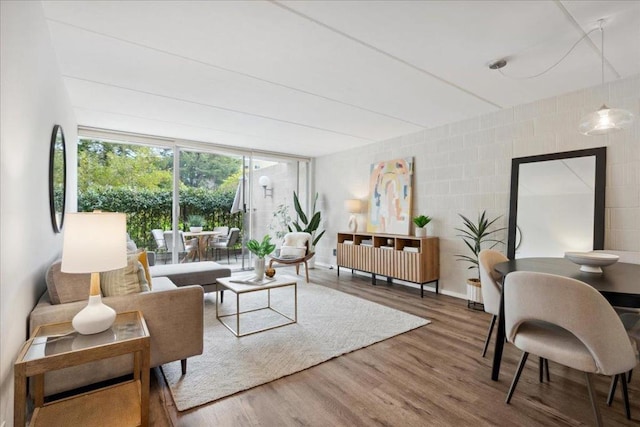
[216,275,297,337]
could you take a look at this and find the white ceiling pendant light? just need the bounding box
[579,20,634,136]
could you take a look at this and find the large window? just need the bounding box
[77,131,310,272]
[77,138,174,251]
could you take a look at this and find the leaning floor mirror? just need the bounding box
[507,147,606,259]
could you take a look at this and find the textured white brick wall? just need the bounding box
[316,74,640,299]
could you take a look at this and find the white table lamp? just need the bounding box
[61,212,127,334]
[345,199,362,232]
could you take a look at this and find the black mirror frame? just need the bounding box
[49,124,67,233]
[507,147,606,259]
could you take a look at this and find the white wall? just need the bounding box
[315,74,639,299]
[249,161,299,245]
[0,2,77,424]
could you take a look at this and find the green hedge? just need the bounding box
[78,187,242,249]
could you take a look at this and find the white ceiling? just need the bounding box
[42,1,640,158]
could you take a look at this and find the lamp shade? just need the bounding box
[344,199,362,214]
[579,105,634,136]
[61,212,127,273]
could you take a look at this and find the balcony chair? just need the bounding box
[163,230,198,263]
[504,271,637,426]
[151,228,169,263]
[268,232,314,283]
[209,226,230,247]
[213,226,229,238]
[209,227,240,263]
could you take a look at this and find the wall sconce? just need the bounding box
[258,175,273,198]
[344,199,362,232]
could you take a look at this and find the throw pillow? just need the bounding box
[45,261,90,305]
[137,250,153,289]
[280,246,306,258]
[101,254,150,297]
[283,232,311,248]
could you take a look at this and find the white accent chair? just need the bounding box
[504,271,638,426]
[268,232,314,283]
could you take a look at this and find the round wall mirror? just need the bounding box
[49,124,66,233]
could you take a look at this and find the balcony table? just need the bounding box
[183,230,224,261]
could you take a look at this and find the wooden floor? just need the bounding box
[149,267,639,426]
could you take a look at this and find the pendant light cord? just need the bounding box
[498,26,600,80]
[600,20,605,90]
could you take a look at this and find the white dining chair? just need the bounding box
[504,271,637,426]
[478,250,507,358]
[596,250,640,416]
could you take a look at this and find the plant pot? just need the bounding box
[414,227,426,237]
[466,278,483,309]
[189,226,203,233]
[254,257,266,279]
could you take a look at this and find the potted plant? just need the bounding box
[455,210,505,308]
[246,235,276,279]
[289,191,326,249]
[187,214,205,233]
[268,203,292,254]
[412,215,432,237]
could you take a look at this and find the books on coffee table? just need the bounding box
[230,275,276,285]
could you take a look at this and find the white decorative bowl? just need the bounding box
[564,252,619,273]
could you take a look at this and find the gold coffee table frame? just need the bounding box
[216,275,297,337]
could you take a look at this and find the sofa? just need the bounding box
[30,254,231,396]
[148,260,231,294]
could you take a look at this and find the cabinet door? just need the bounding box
[373,248,395,276]
[394,252,422,282]
[353,245,374,272]
[337,243,356,269]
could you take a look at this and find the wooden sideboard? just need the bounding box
[336,232,439,297]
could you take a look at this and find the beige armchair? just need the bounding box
[504,271,637,426]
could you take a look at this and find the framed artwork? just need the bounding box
[367,157,413,235]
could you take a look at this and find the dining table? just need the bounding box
[490,257,640,381]
[183,230,224,261]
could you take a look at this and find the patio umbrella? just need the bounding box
[230,177,245,214]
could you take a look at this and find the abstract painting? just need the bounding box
[367,157,413,235]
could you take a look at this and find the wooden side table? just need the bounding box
[14,311,150,427]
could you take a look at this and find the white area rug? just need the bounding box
[162,280,430,411]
